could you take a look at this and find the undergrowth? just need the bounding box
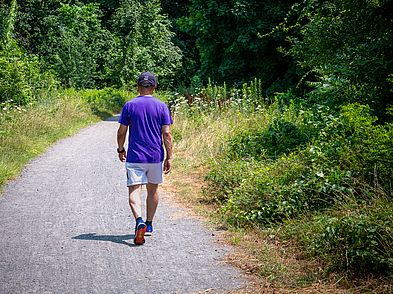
[0,88,128,188]
[170,82,393,287]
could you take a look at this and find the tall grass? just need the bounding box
[0,88,128,188]
[171,80,393,282]
[172,110,266,168]
[168,78,270,167]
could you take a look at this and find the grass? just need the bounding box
[2,85,391,292]
[0,88,126,190]
[171,109,267,166]
[167,107,393,293]
[167,109,321,291]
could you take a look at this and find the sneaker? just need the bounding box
[134,220,146,245]
[145,222,153,236]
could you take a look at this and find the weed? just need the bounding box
[167,75,393,286]
[0,88,127,189]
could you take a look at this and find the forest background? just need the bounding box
[1,0,393,291]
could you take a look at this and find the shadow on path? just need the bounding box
[72,233,137,247]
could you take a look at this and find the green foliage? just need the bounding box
[293,200,393,275]
[206,102,393,224]
[161,0,199,89]
[0,0,31,104]
[112,0,182,88]
[204,158,258,203]
[77,87,129,119]
[227,119,308,160]
[199,99,393,276]
[178,0,297,87]
[11,0,183,90]
[199,98,393,277]
[41,3,118,88]
[0,0,58,105]
[0,52,53,105]
[13,0,64,52]
[281,0,393,118]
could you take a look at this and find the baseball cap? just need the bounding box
[137,72,157,87]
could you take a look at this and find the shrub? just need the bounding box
[227,119,308,160]
[175,81,393,278]
[206,103,393,226]
[305,104,393,196]
[294,200,393,276]
[204,158,259,203]
[77,88,129,118]
[220,154,308,226]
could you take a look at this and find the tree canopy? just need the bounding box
[0,0,392,118]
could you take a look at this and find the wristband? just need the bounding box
[117,147,125,153]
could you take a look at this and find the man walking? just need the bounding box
[117,72,173,245]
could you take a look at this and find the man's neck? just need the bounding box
[138,86,155,96]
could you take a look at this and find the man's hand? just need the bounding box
[162,125,173,174]
[164,158,172,174]
[118,150,126,162]
[117,124,128,162]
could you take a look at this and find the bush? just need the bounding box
[219,155,308,226]
[0,49,58,106]
[174,81,393,278]
[294,200,393,276]
[78,88,129,118]
[227,119,308,160]
[206,103,393,226]
[204,158,259,203]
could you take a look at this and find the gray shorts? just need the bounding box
[125,162,163,186]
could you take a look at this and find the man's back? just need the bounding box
[119,95,172,163]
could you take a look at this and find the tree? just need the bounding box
[283,0,393,118]
[161,0,199,88]
[40,3,118,88]
[178,0,297,90]
[0,0,54,105]
[112,0,182,88]
[13,0,65,53]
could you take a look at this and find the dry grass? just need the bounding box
[0,93,98,188]
[165,162,393,293]
[162,159,215,220]
[165,110,393,294]
[172,110,266,167]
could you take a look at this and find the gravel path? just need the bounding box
[0,119,246,294]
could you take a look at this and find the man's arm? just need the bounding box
[162,125,173,174]
[117,124,128,162]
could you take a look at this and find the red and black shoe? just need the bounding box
[134,221,147,245]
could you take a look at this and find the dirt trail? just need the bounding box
[0,119,246,294]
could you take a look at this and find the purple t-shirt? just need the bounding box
[118,95,173,163]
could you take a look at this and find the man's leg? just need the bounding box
[128,184,143,219]
[129,184,147,245]
[146,183,159,221]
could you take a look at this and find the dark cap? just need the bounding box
[137,72,157,87]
